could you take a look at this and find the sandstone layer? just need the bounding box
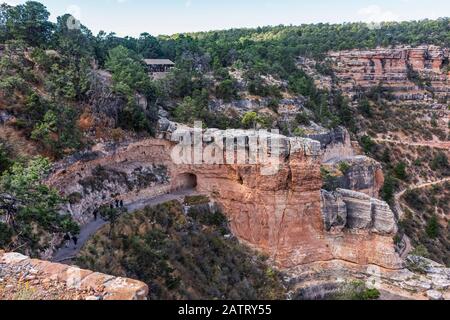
[288,256,450,300]
[323,156,385,198]
[47,126,402,270]
[329,45,450,104]
[321,189,397,234]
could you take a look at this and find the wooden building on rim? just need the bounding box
[144,59,175,73]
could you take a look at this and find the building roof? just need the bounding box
[143,59,175,65]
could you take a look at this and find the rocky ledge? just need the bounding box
[0,251,148,300]
[321,189,397,234]
[328,45,450,103]
[288,255,450,300]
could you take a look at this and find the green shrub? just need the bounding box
[411,244,430,258]
[288,71,316,97]
[359,99,373,118]
[404,189,425,211]
[338,162,351,175]
[360,135,376,154]
[215,79,238,102]
[241,111,259,129]
[188,206,228,230]
[293,127,306,137]
[118,103,153,134]
[0,140,13,174]
[426,215,440,239]
[0,157,79,255]
[295,112,311,126]
[247,75,281,98]
[0,75,27,93]
[381,175,396,203]
[0,222,13,248]
[332,281,380,300]
[362,288,381,300]
[184,195,210,206]
[321,167,340,191]
[430,152,449,172]
[393,162,408,181]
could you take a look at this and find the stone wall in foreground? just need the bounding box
[0,251,148,300]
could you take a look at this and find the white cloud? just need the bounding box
[357,5,400,23]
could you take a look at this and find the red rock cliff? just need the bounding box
[47,129,402,270]
[329,46,450,102]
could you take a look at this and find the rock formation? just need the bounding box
[208,97,306,116]
[321,189,397,234]
[323,156,385,198]
[47,125,402,271]
[289,255,450,300]
[307,127,355,163]
[0,251,148,300]
[308,127,384,197]
[329,45,450,104]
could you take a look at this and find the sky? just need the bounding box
[2,0,450,37]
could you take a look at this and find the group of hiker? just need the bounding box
[63,233,78,247]
[92,199,125,220]
[63,198,126,248]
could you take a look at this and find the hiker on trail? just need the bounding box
[120,200,124,208]
[72,236,78,247]
[93,209,98,221]
[63,233,71,248]
[115,199,120,208]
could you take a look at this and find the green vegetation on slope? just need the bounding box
[0,157,78,255]
[105,45,158,134]
[76,201,286,300]
[399,183,450,266]
[2,2,450,137]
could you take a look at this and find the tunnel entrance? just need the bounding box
[173,173,198,191]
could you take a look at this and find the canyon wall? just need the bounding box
[307,127,355,163]
[323,156,385,198]
[289,256,450,300]
[47,127,402,270]
[329,45,450,103]
[308,127,384,198]
[0,251,148,300]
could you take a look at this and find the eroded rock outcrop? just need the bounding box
[321,189,397,235]
[323,156,385,198]
[288,256,450,300]
[307,127,355,163]
[47,127,402,271]
[0,251,148,300]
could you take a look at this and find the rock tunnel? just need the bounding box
[172,173,198,191]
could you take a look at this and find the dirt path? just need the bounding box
[374,138,450,151]
[52,189,198,263]
[399,235,413,259]
[395,178,450,219]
